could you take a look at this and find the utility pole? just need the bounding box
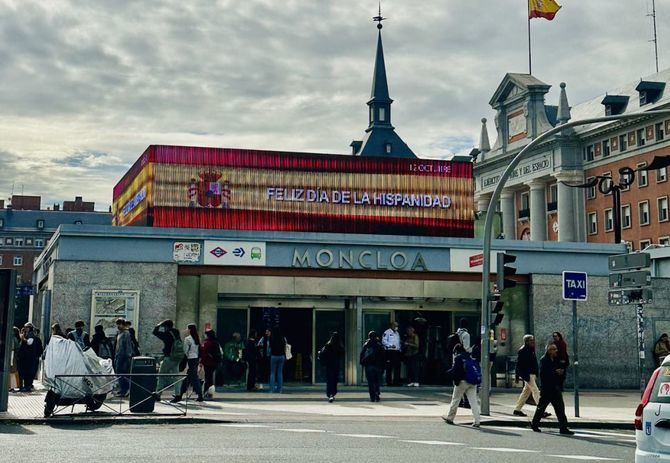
[650,0,660,73]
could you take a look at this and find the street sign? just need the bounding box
[563,271,588,301]
[609,252,651,271]
[608,288,654,306]
[609,270,652,288]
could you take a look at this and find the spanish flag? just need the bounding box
[529,0,561,20]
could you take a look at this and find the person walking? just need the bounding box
[244,329,260,391]
[172,324,204,402]
[256,328,272,391]
[531,343,574,435]
[67,320,91,350]
[382,321,401,386]
[360,331,384,402]
[513,334,548,417]
[319,332,344,402]
[443,344,481,427]
[269,326,287,393]
[90,324,114,359]
[552,332,569,390]
[403,326,421,387]
[152,320,182,401]
[200,329,222,398]
[114,318,133,397]
[654,333,670,366]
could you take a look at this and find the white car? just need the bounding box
[636,358,670,461]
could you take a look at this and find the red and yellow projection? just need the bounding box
[112,145,474,237]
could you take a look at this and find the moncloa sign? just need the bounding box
[292,248,428,271]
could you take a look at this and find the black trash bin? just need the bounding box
[129,356,157,413]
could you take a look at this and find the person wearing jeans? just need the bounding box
[269,326,287,393]
[114,318,133,397]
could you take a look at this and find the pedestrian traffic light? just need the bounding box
[496,252,517,290]
[489,290,504,327]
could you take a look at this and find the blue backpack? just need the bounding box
[464,356,482,385]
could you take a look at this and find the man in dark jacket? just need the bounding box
[360,331,385,402]
[531,343,574,435]
[17,323,43,392]
[513,334,546,417]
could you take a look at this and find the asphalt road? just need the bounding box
[0,420,635,462]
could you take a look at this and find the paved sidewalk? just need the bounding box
[0,384,638,429]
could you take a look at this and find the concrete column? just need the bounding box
[555,172,581,242]
[526,179,547,241]
[500,190,516,240]
[476,194,492,213]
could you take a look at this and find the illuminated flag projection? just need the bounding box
[112,145,474,237]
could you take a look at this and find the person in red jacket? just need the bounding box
[200,329,222,398]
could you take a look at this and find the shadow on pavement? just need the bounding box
[0,424,36,435]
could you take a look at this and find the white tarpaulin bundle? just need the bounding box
[43,336,115,398]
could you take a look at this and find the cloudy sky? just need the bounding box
[0,0,667,210]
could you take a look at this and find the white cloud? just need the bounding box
[0,0,666,209]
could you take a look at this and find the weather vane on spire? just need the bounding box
[373,1,385,29]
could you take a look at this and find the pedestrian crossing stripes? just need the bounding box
[400,440,465,446]
[546,456,621,461]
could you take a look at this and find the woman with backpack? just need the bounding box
[443,343,481,428]
[360,331,384,403]
[172,323,204,403]
[318,332,344,402]
[200,329,222,398]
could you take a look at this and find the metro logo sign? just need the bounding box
[209,247,227,258]
[203,241,266,266]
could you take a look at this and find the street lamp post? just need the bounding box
[480,109,670,415]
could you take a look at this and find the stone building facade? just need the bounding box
[474,68,670,250]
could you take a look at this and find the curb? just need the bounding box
[0,416,235,426]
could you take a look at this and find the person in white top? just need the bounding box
[382,321,402,386]
[171,324,204,403]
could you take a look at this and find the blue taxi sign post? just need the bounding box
[562,271,587,418]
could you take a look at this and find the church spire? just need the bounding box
[370,5,390,105]
[352,6,416,159]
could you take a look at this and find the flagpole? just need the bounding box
[526,0,533,75]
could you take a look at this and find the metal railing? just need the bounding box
[47,373,189,417]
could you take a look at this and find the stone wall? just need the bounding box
[531,274,670,389]
[49,261,178,355]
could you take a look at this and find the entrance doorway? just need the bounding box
[394,310,480,385]
[250,307,313,384]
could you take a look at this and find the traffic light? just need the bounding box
[496,252,517,291]
[489,290,504,326]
